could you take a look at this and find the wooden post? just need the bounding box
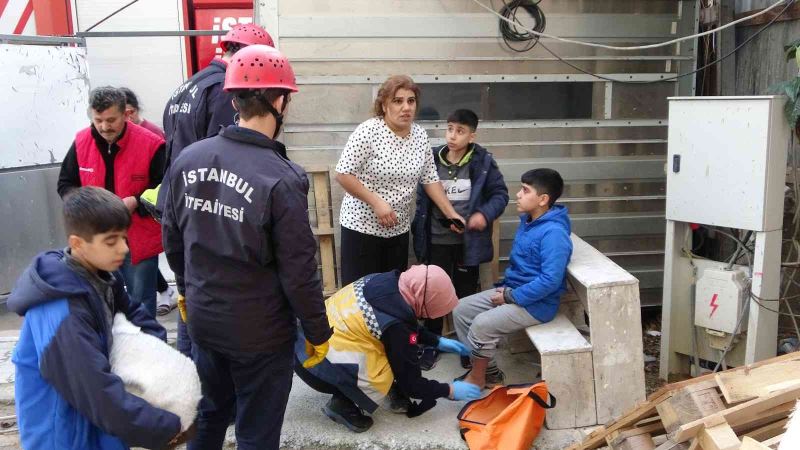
[491,218,500,281]
[717,0,736,96]
[307,166,337,296]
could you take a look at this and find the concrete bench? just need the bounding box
[504,234,646,429]
[525,312,595,429]
[565,234,646,425]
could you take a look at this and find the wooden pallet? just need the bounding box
[306,165,338,297]
[567,351,800,450]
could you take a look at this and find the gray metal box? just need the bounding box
[666,96,789,231]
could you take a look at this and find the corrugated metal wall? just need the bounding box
[261,0,699,305]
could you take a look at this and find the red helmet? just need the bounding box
[224,45,298,92]
[220,24,274,52]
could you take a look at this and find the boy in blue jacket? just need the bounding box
[412,109,509,370]
[453,169,572,388]
[9,186,189,449]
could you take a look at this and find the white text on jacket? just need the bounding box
[181,168,254,203]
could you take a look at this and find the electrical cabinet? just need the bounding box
[694,268,750,334]
[666,96,788,231]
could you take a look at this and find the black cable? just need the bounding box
[751,293,800,318]
[752,290,800,302]
[84,0,139,32]
[530,0,795,84]
[499,0,546,53]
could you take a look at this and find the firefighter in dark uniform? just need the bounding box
[162,23,274,165]
[161,45,332,450]
[151,23,273,357]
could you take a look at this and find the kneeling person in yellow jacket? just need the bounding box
[295,265,481,433]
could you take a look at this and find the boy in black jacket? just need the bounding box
[412,109,509,370]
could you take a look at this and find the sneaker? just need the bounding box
[419,347,441,371]
[460,355,472,369]
[454,368,506,389]
[386,386,411,413]
[156,287,177,316]
[322,395,373,433]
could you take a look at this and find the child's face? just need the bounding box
[445,122,475,153]
[516,183,550,215]
[70,230,129,272]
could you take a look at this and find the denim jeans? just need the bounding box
[120,254,159,318]
[177,314,192,356]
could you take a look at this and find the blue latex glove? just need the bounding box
[451,381,481,401]
[437,337,470,356]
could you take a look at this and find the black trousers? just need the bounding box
[188,344,293,450]
[424,244,479,336]
[157,269,168,293]
[294,357,342,396]
[340,226,410,286]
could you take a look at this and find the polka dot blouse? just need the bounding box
[335,117,439,238]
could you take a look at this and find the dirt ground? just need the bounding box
[642,310,667,396]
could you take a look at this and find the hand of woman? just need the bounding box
[437,337,470,356]
[372,197,398,228]
[450,381,481,401]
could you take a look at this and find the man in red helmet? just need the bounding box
[158,23,273,356]
[162,23,274,165]
[161,45,332,450]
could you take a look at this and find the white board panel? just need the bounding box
[76,0,187,128]
[0,44,90,169]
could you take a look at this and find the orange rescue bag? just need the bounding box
[457,382,556,450]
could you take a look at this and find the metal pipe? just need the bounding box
[0,34,85,46]
[292,56,696,62]
[75,30,226,38]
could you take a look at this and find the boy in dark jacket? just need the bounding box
[453,169,572,389]
[10,187,190,450]
[412,109,509,370]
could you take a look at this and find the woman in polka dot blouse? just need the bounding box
[335,75,464,286]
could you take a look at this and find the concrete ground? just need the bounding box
[0,260,594,449]
[0,306,593,450]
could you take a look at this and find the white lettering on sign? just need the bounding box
[182,167,254,203]
[211,16,255,54]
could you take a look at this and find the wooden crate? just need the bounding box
[567,351,800,450]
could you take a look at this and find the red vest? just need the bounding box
[75,122,164,264]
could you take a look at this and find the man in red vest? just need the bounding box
[58,86,166,317]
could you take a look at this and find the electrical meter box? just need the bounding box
[665,96,788,231]
[694,268,750,334]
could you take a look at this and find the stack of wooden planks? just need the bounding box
[566,352,800,450]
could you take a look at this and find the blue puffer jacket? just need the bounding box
[412,144,509,266]
[8,250,180,450]
[503,205,573,323]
